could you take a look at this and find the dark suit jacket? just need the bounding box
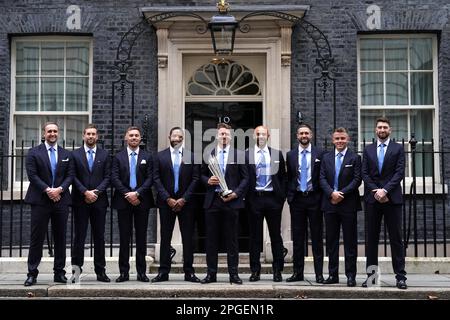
[72,146,111,208]
[319,149,362,212]
[362,141,405,205]
[24,143,74,206]
[286,145,324,204]
[201,147,249,210]
[111,148,155,210]
[245,147,287,205]
[153,148,200,207]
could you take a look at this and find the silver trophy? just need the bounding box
[208,155,233,197]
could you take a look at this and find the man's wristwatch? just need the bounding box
[135,191,140,197]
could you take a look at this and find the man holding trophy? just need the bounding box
[201,123,249,284]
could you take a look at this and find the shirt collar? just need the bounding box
[335,147,347,157]
[298,144,311,154]
[255,144,269,154]
[127,146,139,156]
[84,144,97,153]
[377,138,390,148]
[170,146,183,154]
[217,145,230,154]
[45,141,57,151]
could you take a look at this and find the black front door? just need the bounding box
[185,101,263,253]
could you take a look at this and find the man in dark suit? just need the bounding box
[201,123,249,284]
[319,127,361,287]
[71,124,111,282]
[246,125,286,282]
[286,123,325,283]
[24,122,74,286]
[362,117,407,289]
[111,126,154,283]
[152,127,200,283]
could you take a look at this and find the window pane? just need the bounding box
[15,78,38,111]
[385,110,408,140]
[15,115,40,147]
[66,116,89,147]
[386,72,408,105]
[66,78,89,111]
[16,42,39,75]
[41,78,64,111]
[360,109,381,142]
[385,39,408,70]
[66,42,90,76]
[360,39,383,71]
[411,72,433,105]
[411,109,433,141]
[410,38,433,70]
[361,72,383,105]
[41,42,64,75]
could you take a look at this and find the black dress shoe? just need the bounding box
[316,275,324,284]
[362,277,376,288]
[96,272,111,283]
[249,272,260,282]
[151,273,168,283]
[286,272,304,282]
[347,278,356,287]
[273,270,282,282]
[137,273,150,282]
[323,275,339,284]
[54,274,68,284]
[184,273,201,283]
[229,274,243,284]
[396,279,407,290]
[24,276,36,287]
[201,273,217,284]
[115,273,129,283]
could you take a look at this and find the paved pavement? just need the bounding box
[1,271,450,300]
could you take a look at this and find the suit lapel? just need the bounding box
[338,150,352,180]
[381,142,393,173]
[248,148,256,176]
[39,144,53,178]
[79,147,90,173]
[166,148,175,180]
[293,147,299,178]
[310,146,318,177]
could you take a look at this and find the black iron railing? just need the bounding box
[0,138,449,258]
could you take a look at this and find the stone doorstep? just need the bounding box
[1,256,450,274]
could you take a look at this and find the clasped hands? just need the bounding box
[46,187,63,202]
[124,191,141,206]
[372,188,389,203]
[167,198,186,212]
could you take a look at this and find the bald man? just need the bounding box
[245,126,287,282]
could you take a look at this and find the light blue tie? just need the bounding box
[378,143,385,174]
[129,151,137,190]
[216,150,226,192]
[87,149,94,172]
[49,147,57,187]
[173,150,181,194]
[219,150,226,174]
[334,152,343,191]
[256,150,267,189]
[299,150,308,192]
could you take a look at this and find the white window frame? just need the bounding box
[9,36,93,190]
[357,33,439,185]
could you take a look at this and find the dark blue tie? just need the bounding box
[173,150,181,194]
[129,151,137,190]
[334,152,343,191]
[49,147,57,187]
[87,149,94,172]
